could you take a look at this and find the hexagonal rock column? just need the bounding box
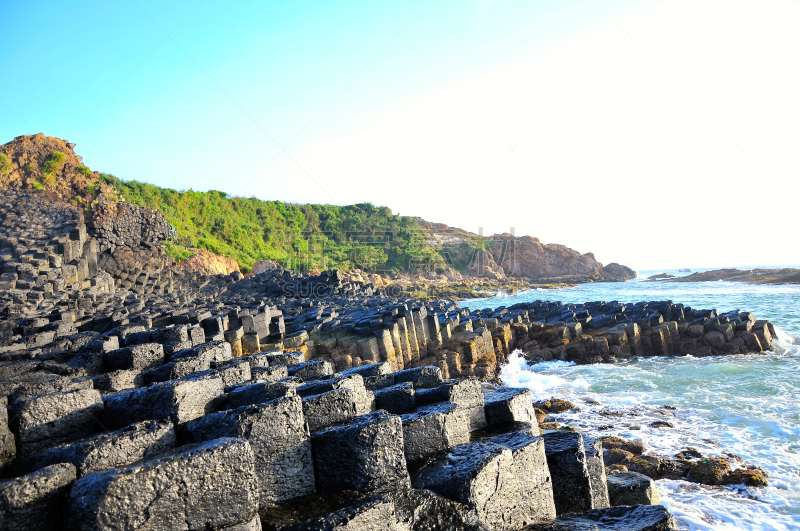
[311,410,410,495]
[542,431,597,516]
[0,463,77,531]
[67,437,259,530]
[484,387,536,426]
[180,395,315,508]
[412,431,556,530]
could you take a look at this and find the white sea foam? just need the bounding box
[501,349,800,530]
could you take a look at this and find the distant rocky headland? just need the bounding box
[655,268,800,285]
[0,134,777,530]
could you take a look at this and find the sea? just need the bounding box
[465,267,800,531]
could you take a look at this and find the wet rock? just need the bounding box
[542,431,594,515]
[535,398,575,414]
[521,504,678,530]
[606,472,661,506]
[599,435,646,455]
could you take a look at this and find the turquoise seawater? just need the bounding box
[466,270,800,531]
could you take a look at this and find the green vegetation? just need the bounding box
[76,164,92,176]
[41,151,66,188]
[0,153,11,177]
[98,173,445,273]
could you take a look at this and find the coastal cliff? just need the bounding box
[1,134,636,284]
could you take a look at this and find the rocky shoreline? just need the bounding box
[0,190,778,530]
[650,267,800,285]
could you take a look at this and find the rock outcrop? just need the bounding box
[176,248,242,276]
[415,220,636,282]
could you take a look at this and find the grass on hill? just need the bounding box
[98,173,446,274]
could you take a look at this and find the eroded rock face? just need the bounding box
[175,248,241,276]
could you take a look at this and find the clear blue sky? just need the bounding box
[2,0,799,269]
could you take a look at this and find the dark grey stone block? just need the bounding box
[412,431,556,530]
[23,420,176,478]
[181,396,315,508]
[393,366,443,389]
[484,387,536,426]
[288,360,333,381]
[265,352,305,367]
[543,431,593,516]
[104,343,164,372]
[298,374,374,415]
[251,365,289,382]
[584,436,610,509]
[364,373,395,390]
[374,382,416,414]
[67,437,259,530]
[101,375,223,429]
[336,362,393,379]
[416,378,483,408]
[16,388,104,454]
[302,388,357,432]
[223,380,299,410]
[311,410,410,494]
[401,403,469,462]
[0,462,76,531]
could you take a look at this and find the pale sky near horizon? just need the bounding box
[2,0,799,271]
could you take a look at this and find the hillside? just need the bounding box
[0,134,635,280]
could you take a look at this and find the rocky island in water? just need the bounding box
[0,135,779,530]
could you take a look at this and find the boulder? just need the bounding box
[520,504,677,530]
[606,472,661,506]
